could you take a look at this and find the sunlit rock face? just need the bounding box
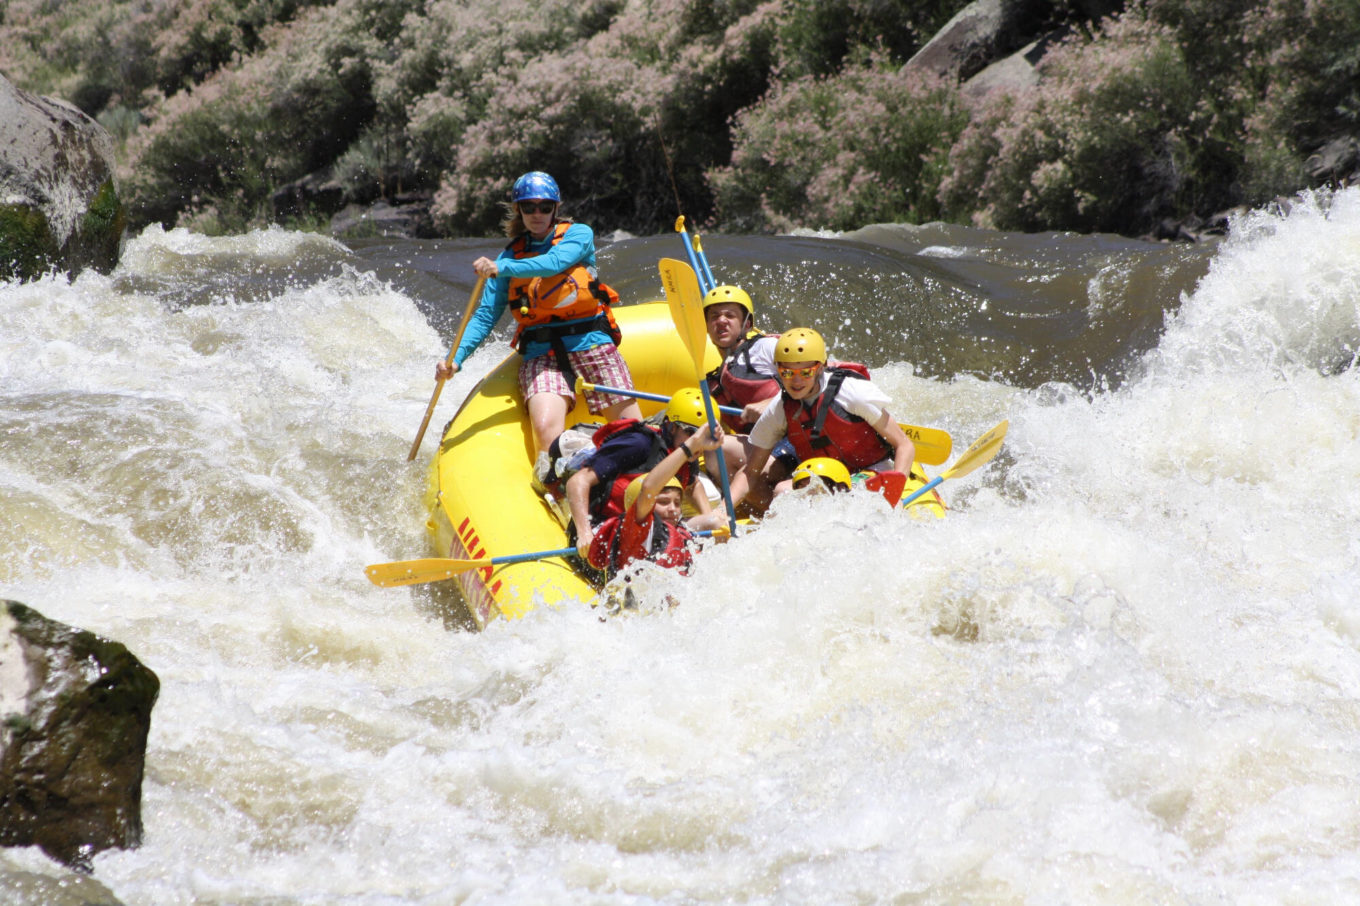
[0,74,126,281]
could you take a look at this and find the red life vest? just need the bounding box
[588,508,694,578]
[587,419,692,520]
[706,332,781,431]
[506,221,622,351]
[781,365,893,471]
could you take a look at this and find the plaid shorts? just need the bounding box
[519,342,637,415]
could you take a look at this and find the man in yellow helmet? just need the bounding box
[565,387,722,555]
[700,284,799,504]
[728,327,916,509]
[702,285,782,430]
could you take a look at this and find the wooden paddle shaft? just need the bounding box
[407,276,487,461]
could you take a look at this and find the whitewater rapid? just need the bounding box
[2,190,1359,904]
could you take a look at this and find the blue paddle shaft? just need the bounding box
[585,382,741,417]
[490,547,578,566]
[899,475,944,507]
[678,229,715,294]
[494,527,727,567]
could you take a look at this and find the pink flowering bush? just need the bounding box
[122,0,411,228]
[6,0,1358,236]
[710,55,967,231]
[941,0,1360,234]
[940,16,1204,232]
[425,0,783,234]
[1236,0,1360,198]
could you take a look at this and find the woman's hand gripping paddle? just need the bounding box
[659,257,737,536]
[900,420,1009,507]
[408,276,487,461]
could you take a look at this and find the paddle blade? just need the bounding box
[899,423,952,466]
[659,258,709,371]
[365,557,487,587]
[943,419,1009,480]
[861,470,908,506]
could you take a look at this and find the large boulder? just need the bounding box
[960,36,1045,103]
[905,0,1128,87]
[0,601,159,872]
[1306,135,1360,186]
[903,0,1051,82]
[0,73,126,281]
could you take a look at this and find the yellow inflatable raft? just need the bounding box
[423,300,946,629]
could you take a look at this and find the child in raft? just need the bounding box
[586,421,728,581]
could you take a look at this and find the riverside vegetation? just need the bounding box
[1,0,1356,239]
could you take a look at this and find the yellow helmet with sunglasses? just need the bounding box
[791,457,852,491]
[774,327,827,365]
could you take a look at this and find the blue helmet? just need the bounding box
[511,171,561,203]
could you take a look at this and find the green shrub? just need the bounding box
[775,0,971,78]
[940,16,1206,233]
[710,53,967,231]
[1235,0,1360,199]
[0,203,59,281]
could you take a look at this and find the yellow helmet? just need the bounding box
[664,387,708,429]
[774,327,827,365]
[791,457,851,491]
[702,285,753,317]
[623,475,683,512]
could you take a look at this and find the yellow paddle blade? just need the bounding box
[659,257,709,373]
[942,419,1008,480]
[365,557,488,587]
[899,423,952,466]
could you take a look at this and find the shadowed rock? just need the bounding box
[909,0,1128,99]
[1,73,126,281]
[904,0,1051,82]
[0,601,158,873]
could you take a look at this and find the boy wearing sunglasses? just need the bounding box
[435,170,642,479]
[727,327,916,509]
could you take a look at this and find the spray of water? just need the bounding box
[2,190,1359,902]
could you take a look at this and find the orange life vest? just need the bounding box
[506,221,622,351]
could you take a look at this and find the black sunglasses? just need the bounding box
[518,201,557,215]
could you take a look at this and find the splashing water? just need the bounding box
[2,189,1359,903]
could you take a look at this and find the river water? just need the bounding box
[2,188,1359,903]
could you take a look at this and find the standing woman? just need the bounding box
[435,171,642,474]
